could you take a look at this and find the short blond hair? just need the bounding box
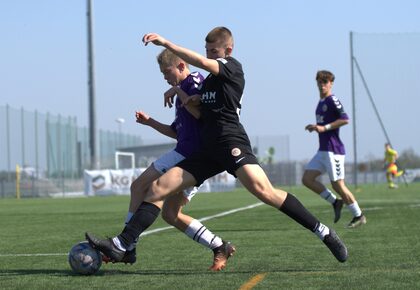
[157,48,189,69]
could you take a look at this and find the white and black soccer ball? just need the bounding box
[68,241,102,275]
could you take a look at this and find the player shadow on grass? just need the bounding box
[0,267,334,277]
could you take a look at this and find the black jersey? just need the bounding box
[199,57,250,147]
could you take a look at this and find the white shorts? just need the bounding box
[305,151,345,182]
[153,149,199,201]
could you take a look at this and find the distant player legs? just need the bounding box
[302,170,327,195]
[331,179,356,205]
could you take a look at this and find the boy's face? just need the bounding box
[205,40,231,60]
[317,79,333,97]
[160,63,183,86]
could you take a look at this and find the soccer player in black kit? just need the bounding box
[86,27,348,271]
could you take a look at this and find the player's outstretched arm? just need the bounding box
[142,33,220,75]
[135,111,177,139]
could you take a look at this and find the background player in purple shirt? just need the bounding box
[303,70,366,228]
[101,49,227,264]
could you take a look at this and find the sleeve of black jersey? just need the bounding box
[217,57,240,81]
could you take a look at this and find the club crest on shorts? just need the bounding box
[231,148,241,157]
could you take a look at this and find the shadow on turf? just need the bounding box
[0,268,329,277]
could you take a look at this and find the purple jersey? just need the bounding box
[315,94,349,154]
[170,72,203,157]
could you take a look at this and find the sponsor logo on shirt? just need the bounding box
[235,156,246,164]
[202,91,217,103]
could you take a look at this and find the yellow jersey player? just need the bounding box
[384,143,404,189]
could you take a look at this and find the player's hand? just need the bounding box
[182,95,201,107]
[164,87,177,108]
[142,33,167,47]
[135,111,150,125]
[305,124,326,133]
[305,124,316,132]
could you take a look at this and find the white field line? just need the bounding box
[141,202,264,236]
[0,202,264,258]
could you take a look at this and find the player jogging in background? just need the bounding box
[384,143,404,189]
[302,70,366,229]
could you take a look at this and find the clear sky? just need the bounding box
[1,0,419,162]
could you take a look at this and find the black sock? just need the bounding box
[118,201,161,248]
[279,193,319,232]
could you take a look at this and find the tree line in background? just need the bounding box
[358,148,420,172]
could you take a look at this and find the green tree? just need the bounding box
[398,148,420,169]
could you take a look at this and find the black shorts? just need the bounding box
[177,142,259,186]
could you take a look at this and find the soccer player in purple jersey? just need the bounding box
[95,49,228,265]
[303,70,366,228]
[87,27,348,271]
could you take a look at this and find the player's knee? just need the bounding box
[150,181,167,201]
[301,174,312,186]
[250,181,275,202]
[161,208,177,225]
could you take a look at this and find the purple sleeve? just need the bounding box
[329,96,349,120]
[180,72,204,96]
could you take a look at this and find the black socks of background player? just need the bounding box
[279,193,321,233]
[118,201,161,249]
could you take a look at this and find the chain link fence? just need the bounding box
[0,105,142,197]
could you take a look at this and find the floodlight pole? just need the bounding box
[350,31,358,188]
[87,0,98,169]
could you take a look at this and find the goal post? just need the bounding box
[115,151,135,170]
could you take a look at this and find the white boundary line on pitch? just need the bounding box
[0,202,264,258]
[141,202,264,236]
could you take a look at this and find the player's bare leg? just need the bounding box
[237,164,347,262]
[162,192,235,271]
[332,180,366,228]
[303,170,343,222]
[128,166,161,216]
[302,170,325,194]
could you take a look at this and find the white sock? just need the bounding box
[320,189,337,204]
[347,202,362,217]
[125,212,134,225]
[185,219,223,250]
[112,237,126,251]
[315,223,330,240]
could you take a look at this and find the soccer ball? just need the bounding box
[68,241,102,275]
